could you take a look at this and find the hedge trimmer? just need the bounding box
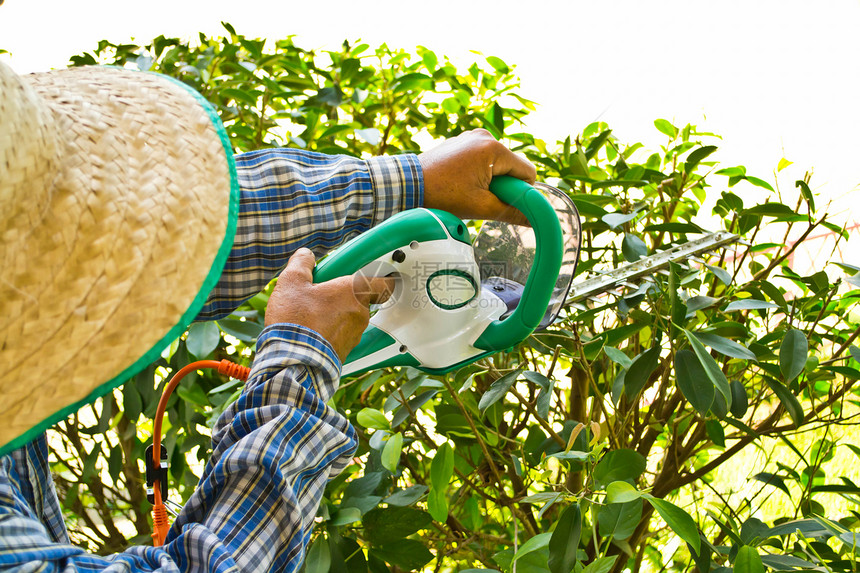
[146,177,739,545]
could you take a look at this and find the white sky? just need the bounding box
[2,0,859,224]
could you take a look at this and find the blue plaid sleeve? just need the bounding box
[0,325,355,573]
[198,149,423,320]
[172,324,354,572]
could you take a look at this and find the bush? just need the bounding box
[55,24,860,571]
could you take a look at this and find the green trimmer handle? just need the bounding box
[312,208,470,283]
[473,176,563,351]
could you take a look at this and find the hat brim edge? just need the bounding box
[0,76,240,458]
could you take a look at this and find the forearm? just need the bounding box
[0,326,353,573]
[198,149,422,320]
[171,324,355,572]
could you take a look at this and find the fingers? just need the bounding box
[490,149,537,185]
[483,196,531,227]
[353,275,396,306]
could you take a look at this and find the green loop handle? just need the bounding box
[474,176,563,351]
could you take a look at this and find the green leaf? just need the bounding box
[684,145,718,172]
[742,203,794,217]
[217,318,263,342]
[123,383,142,421]
[592,179,650,191]
[573,198,609,218]
[764,377,804,427]
[734,546,764,573]
[208,377,243,396]
[381,432,402,473]
[428,486,448,522]
[513,532,552,562]
[604,347,633,369]
[488,102,505,134]
[373,539,434,571]
[186,321,220,359]
[329,507,362,526]
[478,369,522,412]
[593,449,646,488]
[598,500,642,540]
[357,408,390,431]
[523,370,551,391]
[421,50,438,71]
[511,454,523,476]
[729,380,749,418]
[654,119,678,138]
[606,481,641,504]
[757,280,788,310]
[705,263,733,286]
[674,349,715,416]
[107,445,123,482]
[745,176,775,192]
[548,503,581,573]
[837,530,860,550]
[221,87,259,106]
[427,440,454,521]
[176,383,208,407]
[621,234,648,262]
[683,329,732,408]
[752,472,791,496]
[846,443,860,462]
[580,556,618,573]
[706,419,725,447]
[430,442,455,490]
[724,299,779,312]
[644,496,700,554]
[779,328,808,381]
[767,518,830,537]
[521,492,565,504]
[796,179,815,211]
[624,345,661,399]
[686,295,718,314]
[384,485,427,507]
[305,536,331,573]
[694,332,757,361]
[642,222,705,234]
[601,212,637,229]
[363,507,432,545]
[486,55,509,73]
[584,129,612,161]
[546,450,590,461]
[716,166,746,177]
[810,483,860,494]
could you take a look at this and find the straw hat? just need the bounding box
[0,61,239,455]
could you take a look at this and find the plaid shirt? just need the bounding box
[0,149,423,572]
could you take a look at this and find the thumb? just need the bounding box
[282,247,316,283]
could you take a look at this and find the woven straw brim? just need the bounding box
[0,65,238,454]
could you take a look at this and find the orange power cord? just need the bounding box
[149,359,251,546]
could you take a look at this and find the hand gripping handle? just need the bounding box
[473,176,563,351]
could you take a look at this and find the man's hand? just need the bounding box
[419,129,536,226]
[265,248,393,361]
